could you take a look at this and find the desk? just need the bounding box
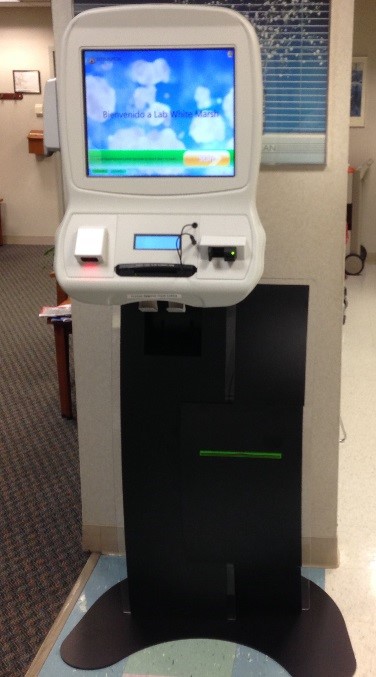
[48,313,73,418]
[47,274,73,418]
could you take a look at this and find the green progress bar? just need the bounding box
[199,450,282,460]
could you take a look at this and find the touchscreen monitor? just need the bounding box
[82,47,235,178]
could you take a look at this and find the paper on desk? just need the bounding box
[39,303,72,317]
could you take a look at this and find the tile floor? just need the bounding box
[326,262,376,677]
[36,264,376,676]
[37,556,323,677]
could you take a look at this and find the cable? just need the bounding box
[176,222,198,265]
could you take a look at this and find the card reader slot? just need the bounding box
[115,263,197,278]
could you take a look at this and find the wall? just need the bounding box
[52,0,354,566]
[258,0,354,566]
[0,8,60,243]
[349,0,376,256]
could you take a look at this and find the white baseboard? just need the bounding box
[82,526,338,569]
[302,537,339,568]
[82,525,125,554]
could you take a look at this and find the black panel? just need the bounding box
[61,283,355,675]
[144,303,202,356]
[235,285,309,406]
[181,404,301,565]
[120,285,308,617]
[180,403,302,610]
[121,302,228,616]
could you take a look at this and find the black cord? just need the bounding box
[176,222,198,265]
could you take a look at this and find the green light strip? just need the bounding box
[199,450,282,460]
[89,149,235,164]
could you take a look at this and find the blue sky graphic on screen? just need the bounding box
[83,48,235,177]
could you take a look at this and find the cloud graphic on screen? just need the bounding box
[108,128,145,149]
[146,102,171,126]
[129,58,170,86]
[133,85,157,110]
[99,60,114,72]
[108,126,185,150]
[85,75,116,122]
[223,88,234,128]
[194,86,212,110]
[189,115,226,144]
[150,128,185,149]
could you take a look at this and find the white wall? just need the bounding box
[53,0,354,566]
[349,0,376,255]
[0,8,60,243]
[259,0,354,565]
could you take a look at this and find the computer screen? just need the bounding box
[82,47,235,178]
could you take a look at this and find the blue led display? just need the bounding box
[134,234,180,250]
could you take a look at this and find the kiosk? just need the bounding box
[50,4,355,675]
[53,4,265,306]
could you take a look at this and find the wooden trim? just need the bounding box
[0,198,3,246]
[82,524,126,554]
[3,236,55,245]
[25,553,100,677]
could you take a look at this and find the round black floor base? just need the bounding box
[60,577,356,676]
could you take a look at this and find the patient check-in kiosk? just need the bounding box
[51,5,355,676]
[54,4,264,305]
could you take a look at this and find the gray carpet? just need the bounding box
[0,245,88,677]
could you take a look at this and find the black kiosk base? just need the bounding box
[61,285,356,676]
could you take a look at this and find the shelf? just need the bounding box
[0,93,23,100]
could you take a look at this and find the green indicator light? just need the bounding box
[199,450,282,460]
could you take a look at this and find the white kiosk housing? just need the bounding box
[53,3,265,307]
[50,5,355,676]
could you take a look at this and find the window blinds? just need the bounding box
[248,0,329,134]
[75,0,330,164]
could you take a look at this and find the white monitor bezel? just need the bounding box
[60,7,262,197]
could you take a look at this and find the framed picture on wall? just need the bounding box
[13,70,41,94]
[350,57,367,127]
